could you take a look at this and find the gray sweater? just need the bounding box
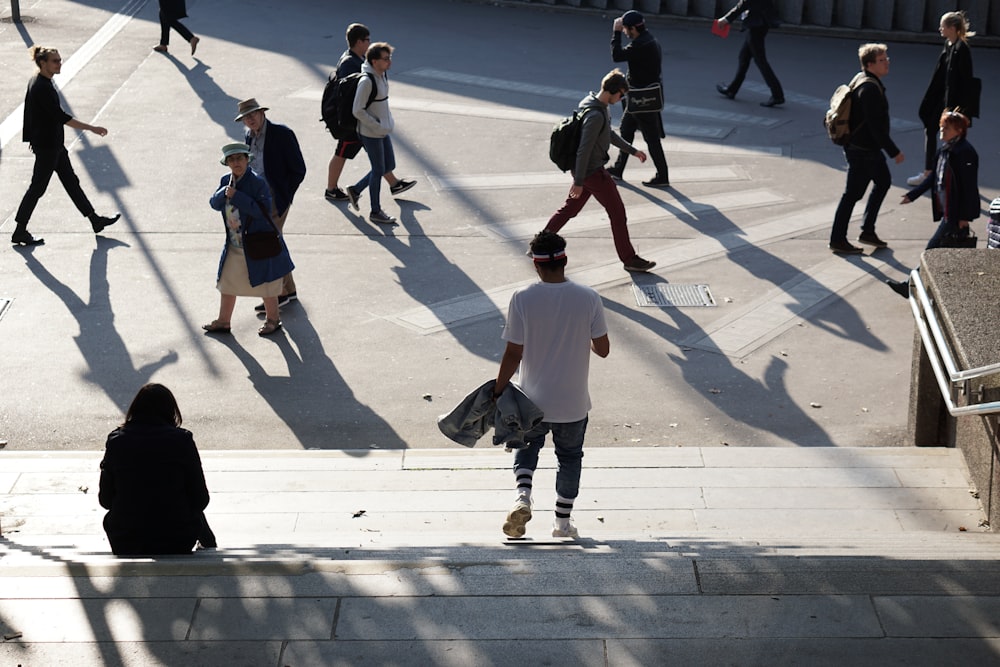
[353,61,394,139]
[574,93,634,186]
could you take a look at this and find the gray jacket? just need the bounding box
[574,93,634,186]
[437,380,544,448]
[353,61,393,138]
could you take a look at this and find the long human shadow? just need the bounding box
[14,239,178,413]
[164,55,242,138]
[213,303,407,450]
[603,275,835,446]
[340,196,504,360]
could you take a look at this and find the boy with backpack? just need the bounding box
[543,69,656,273]
[828,43,904,254]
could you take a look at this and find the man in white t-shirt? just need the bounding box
[494,231,610,539]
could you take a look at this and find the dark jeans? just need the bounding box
[727,26,784,99]
[15,145,95,226]
[613,110,668,180]
[513,417,588,500]
[830,148,890,243]
[159,11,194,46]
[545,168,636,263]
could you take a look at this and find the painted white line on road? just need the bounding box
[740,82,923,131]
[386,202,839,335]
[480,189,791,242]
[681,254,890,357]
[428,165,747,192]
[405,68,782,128]
[0,0,148,149]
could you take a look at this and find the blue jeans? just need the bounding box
[513,417,588,500]
[355,134,396,214]
[830,147,891,243]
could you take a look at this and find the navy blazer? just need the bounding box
[245,120,306,217]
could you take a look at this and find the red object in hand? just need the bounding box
[712,20,731,38]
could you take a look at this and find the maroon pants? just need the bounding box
[545,168,636,263]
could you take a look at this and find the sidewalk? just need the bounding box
[3,446,998,665]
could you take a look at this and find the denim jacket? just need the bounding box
[437,380,544,448]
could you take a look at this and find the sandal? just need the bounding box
[258,318,282,337]
[202,320,231,334]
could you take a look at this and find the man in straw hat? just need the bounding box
[235,98,306,311]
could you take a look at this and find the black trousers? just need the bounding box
[830,148,890,243]
[727,26,783,100]
[15,145,95,226]
[613,109,669,180]
[159,11,194,46]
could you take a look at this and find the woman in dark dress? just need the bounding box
[99,384,215,555]
[907,11,976,186]
[153,0,200,55]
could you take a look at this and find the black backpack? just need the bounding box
[549,108,602,173]
[321,71,376,140]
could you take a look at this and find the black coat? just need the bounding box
[22,74,71,148]
[159,0,187,20]
[723,0,779,28]
[99,422,210,555]
[847,72,900,158]
[906,136,979,224]
[611,30,662,88]
[919,39,974,124]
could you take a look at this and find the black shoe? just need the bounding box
[389,179,416,196]
[858,232,888,248]
[254,292,295,312]
[325,187,348,202]
[828,240,864,254]
[624,256,656,272]
[886,279,910,299]
[345,186,361,211]
[11,228,44,246]
[607,165,623,180]
[642,176,670,188]
[91,213,120,233]
[716,84,735,100]
[760,97,785,108]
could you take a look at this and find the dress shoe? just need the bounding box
[716,84,735,100]
[828,240,863,255]
[11,228,44,246]
[90,213,120,234]
[858,232,888,248]
[641,176,670,188]
[760,97,785,108]
[886,279,910,299]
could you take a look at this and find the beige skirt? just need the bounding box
[216,246,283,298]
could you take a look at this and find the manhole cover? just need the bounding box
[632,283,715,308]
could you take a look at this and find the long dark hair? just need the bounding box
[123,383,182,427]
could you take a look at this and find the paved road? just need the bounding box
[1,0,998,451]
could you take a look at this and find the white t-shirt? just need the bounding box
[502,280,608,423]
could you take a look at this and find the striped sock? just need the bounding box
[555,495,575,522]
[514,468,533,502]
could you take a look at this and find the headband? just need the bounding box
[532,249,567,263]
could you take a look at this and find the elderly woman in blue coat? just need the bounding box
[203,142,293,336]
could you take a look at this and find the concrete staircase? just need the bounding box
[2,447,999,666]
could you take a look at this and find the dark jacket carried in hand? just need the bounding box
[906,136,979,224]
[99,422,210,556]
[847,72,900,158]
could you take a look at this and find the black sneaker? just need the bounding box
[886,279,909,299]
[829,240,864,254]
[607,165,623,180]
[345,186,361,211]
[389,179,416,196]
[716,83,735,100]
[11,228,44,246]
[642,176,670,188]
[325,187,348,202]
[624,256,656,272]
[858,232,888,248]
[91,213,121,234]
[369,210,397,225]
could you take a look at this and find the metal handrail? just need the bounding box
[909,269,1000,416]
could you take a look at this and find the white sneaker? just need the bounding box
[502,500,532,538]
[906,172,928,186]
[551,518,579,539]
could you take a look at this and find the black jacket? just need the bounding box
[159,0,187,20]
[847,72,900,158]
[99,422,210,555]
[919,39,975,123]
[611,30,662,88]
[906,137,979,224]
[22,74,71,148]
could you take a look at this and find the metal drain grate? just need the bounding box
[632,284,715,308]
